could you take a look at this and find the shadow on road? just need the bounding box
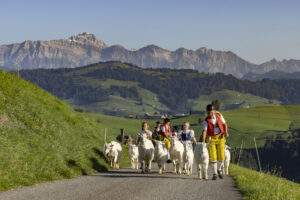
[89,169,202,180]
[93,174,197,180]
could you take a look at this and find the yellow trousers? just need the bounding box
[159,135,171,150]
[206,134,226,162]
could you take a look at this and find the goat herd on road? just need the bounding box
[104,127,231,180]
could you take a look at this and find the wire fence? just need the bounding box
[256,138,300,141]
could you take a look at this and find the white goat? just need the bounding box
[154,140,168,174]
[139,135,154,173]
[104,141,122,169]
[223,145,231,175]
[129,144,139,170]
[170,136,184,175]
[183,141,194,176]
[194,142,209,180]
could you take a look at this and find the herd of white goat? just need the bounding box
[104,136,231,179]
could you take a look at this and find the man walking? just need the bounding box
[201,104,229,180]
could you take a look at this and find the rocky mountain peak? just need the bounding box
[196,47,208,53]
[68,32,107,47]
[138,45,169,54]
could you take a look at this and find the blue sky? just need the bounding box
[0,0,299,64]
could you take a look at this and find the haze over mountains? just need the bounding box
[1,32,300,78]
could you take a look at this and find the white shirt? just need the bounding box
[138,130,152,138]
[203,114,226,135]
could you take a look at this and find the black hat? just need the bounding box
[206,104,216,111]
[164,118,170,123]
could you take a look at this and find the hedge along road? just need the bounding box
[0,163,243,200]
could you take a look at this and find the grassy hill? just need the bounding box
[0,70,131,190]
[66,78,170,116]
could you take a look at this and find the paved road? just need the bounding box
[0,164,243,200]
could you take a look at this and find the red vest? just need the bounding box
[160,124,170,137]
[205,113,225,136]
[171,131,177,136]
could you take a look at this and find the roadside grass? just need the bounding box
[0,70,130,191]
[230,164,300,200]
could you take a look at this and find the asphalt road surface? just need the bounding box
[0,164,243,200]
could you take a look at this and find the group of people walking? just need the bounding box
[137,104,229,180]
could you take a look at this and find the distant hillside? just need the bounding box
[1,33,300,78]
[243,70,300,81]
[16,61,300,115]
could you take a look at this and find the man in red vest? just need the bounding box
[201,104,229,180]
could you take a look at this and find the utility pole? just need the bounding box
[254,137,262,172]
[104,128,107,143]
[121,128,125,144]
[237,140,244,166]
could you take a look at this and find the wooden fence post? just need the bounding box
[121,128,124,143]
[104,128,107,143]
[254,137,262,172]
[237,140,244,166]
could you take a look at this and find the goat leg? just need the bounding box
[198,163,202,179]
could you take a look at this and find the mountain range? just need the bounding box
[1,32,300,78]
